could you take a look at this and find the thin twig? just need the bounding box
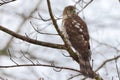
[95,55,120,72]
[8,49,18,65]
[0,64,80,73]
[30,21,58,35]
[38,13,51,21]
[115,58,120,80]
[91,37,120,52]
[0,0,16,6]
[21,51,35,64]
[0,76,5,80]
[77,0,93,14]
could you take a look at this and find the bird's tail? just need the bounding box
[78,55,95,78]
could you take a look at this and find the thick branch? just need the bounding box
[0,25,66,49]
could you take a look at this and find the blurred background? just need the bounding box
[0,0,120,80]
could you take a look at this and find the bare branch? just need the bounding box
[8,49,18,65]
[115,59,120,80]
[31,13,62,21]
[77,0,93,14]
[0,25,66,49]
[30,21,58,35]
[38,12,51,21]
[92,37,120,52]
[0,0,16,6]
[95,55,120,72]
[46,0,64,37]
[0,64,80,73]
[21,51,35,64]
[0,76,6,80]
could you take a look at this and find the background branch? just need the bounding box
[0,0,16,6]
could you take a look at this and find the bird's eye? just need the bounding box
[71,9,76,13]
[73,9,76,12]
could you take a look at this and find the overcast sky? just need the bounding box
[0,0,120,80]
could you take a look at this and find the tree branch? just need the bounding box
[77,0,93,14]
[0,25,66,49]
[0,64,80,73]
[115,59,120,80]
[95,55,120,72]
[0,0,16,6]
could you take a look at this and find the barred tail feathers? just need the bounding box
[78,54,95,78]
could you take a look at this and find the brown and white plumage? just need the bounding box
[62,6,95,78]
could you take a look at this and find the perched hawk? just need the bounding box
[62,6,95,78]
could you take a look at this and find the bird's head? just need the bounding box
[63,6,76,19]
